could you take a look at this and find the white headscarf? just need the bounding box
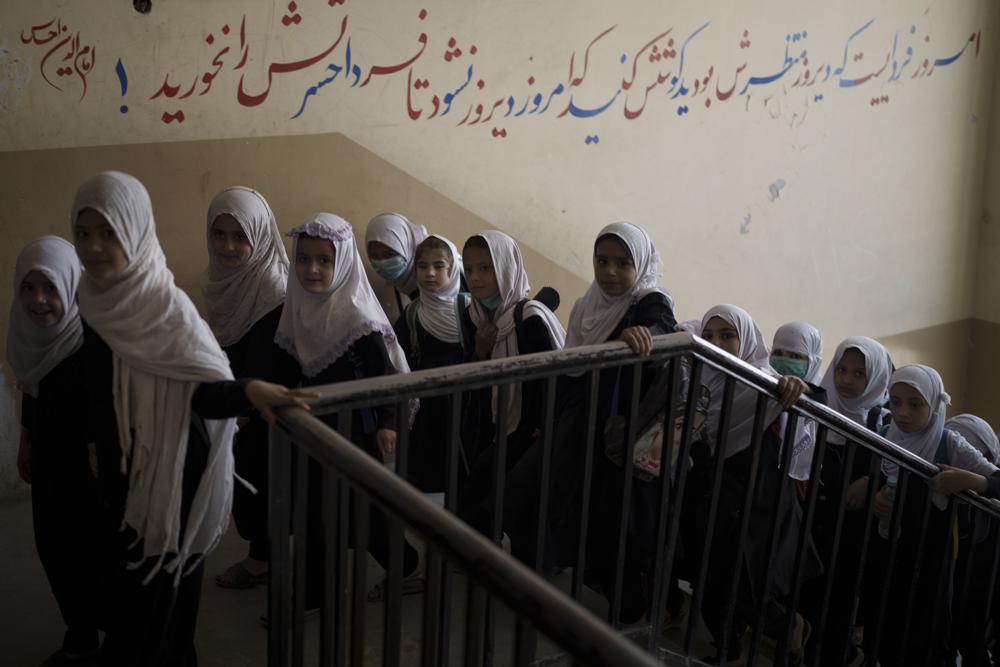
[72,171,236,583]
[365,213,428,295]
[467,230,566,434]
[565,222,673,348]
[820,336,892,445]
[413,234,464,344]
[201,186,288,347]
[700,305,783,459]
[275,213,411,379]
[771,321,823,480]
[676,320,702,334]
[6,236,84,397]
[883,366,997,506]
[946,414,1000,464]
[772,321,823,384]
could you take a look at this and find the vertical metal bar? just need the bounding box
[651,358,700,652]
[925,500,959,666]
[746,412,798,666]
[421,545,443,667]
[972,516,1000,667]
[334,472,350,667]
[898,490,935,661]
[868,468,910,663]
[320,467,340,667]
[532,376,558,569]
[464,583,487,667]
[335,410,352,667]
[439,392,463,667]
[382,401,409,667]
[810,438,858,662]
[516,377,557,664]
[775,424,828,664]
[955,504,978,650]
[716,394,770,665]
[292,449,309,667]
[571,369,601,601]
[610,362,644,626]
[647,359,680,652]
[351,488,370,667]
[484,383,511,667]
[268,424,293,667]
[836,448,880,666]
[684,376,740,654]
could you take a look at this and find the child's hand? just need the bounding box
[17,431,31,484]
[475,322,498,360]
[620,326,653,357]
[245,380,319,426]
[873,485,895,522]
[845,477,869,510]
[377,428,397,458]
[928,464,988,495]
[776,375,809,409]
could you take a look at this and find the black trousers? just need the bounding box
[31,436,103,653]
[232,420,269,562]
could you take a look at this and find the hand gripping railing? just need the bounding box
[266,331,1000,667]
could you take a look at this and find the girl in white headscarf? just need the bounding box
[695,305,814,665]
[8,236,102,663]
[943,413,1000,665]
[771,321,825,483]
[865,365,1000,667]
[71,171,312,666]
[554,222,677,622]
[201,186,291,590]
[458,231,565,540]
[274,212,421,604]
[365,212,428,318]
[393,234,467,493]
[801,335,893,667]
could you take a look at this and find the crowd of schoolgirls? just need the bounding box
[8,170,1000,666]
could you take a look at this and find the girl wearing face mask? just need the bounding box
[274,212,421,604]
[393,234,467,493]
[770,321,826,483]
[864,366,1000,667]
[457,231,566,539]
[201,186,290,590]
[799,336,892,667]
[7,236,103,665]
[365,212,428,319]
[695,305,814,666]
[70,172,313,666]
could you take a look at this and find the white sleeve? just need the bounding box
[948,431,999,476]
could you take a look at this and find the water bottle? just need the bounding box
[877,475,898,539]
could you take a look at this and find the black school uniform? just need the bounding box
[273,332,418,607]
[862,435,1000,667]
[20,346,103,656]
[456,305,562,536]
[393,304,465,492]
[81,322,252,667]
[800,410,885,667]
[222,303,283,563]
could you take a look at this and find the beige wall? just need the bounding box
[3,0,1000,489]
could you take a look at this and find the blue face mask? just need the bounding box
[371,256,409,282]
[478,293,502,310]
[771,356,809,379]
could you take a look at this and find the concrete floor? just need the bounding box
[1,490,728,666]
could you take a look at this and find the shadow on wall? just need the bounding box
[0,131,588,495]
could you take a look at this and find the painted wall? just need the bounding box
[2,0,1000,490]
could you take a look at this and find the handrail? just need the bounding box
[271,405,661,667]
[301,332,1000,518]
